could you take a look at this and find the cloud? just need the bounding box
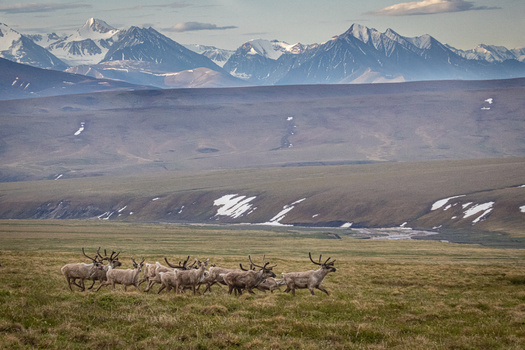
[368,0,500,16]
[166,22,237,33]
[108,2,190,12]
[0,3,91,14]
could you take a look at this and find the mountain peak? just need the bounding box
[0,23,23,51]
[81,18,116,34]
[77,18,118,40]
[384,28,401,39]
[345,23,372,42]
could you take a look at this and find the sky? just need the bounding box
[1,0,524,50]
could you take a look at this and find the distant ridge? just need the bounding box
[227,24,525,85]
[1,20,524,90]
[0,57,150,100]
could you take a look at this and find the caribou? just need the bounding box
[61,248,105,291]
[96,257,145,292]
[282,252,337,296]
[141,256,191,292]
[256,277,286,293]
[222,255,276,295]
[202,265,239,293]
[175,259,208,294]
[156,256,200,294]
[86,250,122,289]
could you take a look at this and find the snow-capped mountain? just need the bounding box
[43,19,234,89]
[45,18,120,66]
[101,26,222,73]
[0,23,67,70]
[223,24,525,85]
[27,32,67,48]
[183,44,234,67]
[3,19,525,91]
[223,39,312,84]
[448,44,525,63]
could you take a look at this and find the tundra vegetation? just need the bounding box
[0,220,524,349]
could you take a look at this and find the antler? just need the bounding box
[186,258,198,269]
[97,248,108,261]
[249,255,276,270]
[110,251,120,260]
[309,252,336,266]
[324,257,335,266]
[240,263,255,271]
[82,248,97,262]
[248,255,263,269]
[309,252,322,265]
[164,256,190,269]
[181,255,190,268]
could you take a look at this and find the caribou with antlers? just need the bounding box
[157,256,200,294]
[222,255,276,295]
[169,258,208,295]
[282,253,337,296]
[86,249,122,289]
[60,248,105,291]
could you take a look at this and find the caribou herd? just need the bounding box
[61,249,337,296]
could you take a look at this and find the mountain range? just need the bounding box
[1,18,525,93]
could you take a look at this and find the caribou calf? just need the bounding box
[256,277,286,293]
[282,253,336,296]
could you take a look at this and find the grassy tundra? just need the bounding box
[0,220,524,349]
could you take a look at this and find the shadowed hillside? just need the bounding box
[0,158,524,242]
[1,78,524,181]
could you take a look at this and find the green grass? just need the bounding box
[1,220,524,349]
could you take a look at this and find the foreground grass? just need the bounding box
[0,220,524,349]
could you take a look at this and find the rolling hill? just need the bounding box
[0,57,151,100]
[0,78,524,239]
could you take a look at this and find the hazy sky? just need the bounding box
[1,0,524,50]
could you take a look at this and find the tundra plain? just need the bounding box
[0,220,524,349]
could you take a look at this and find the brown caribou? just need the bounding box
[222,255,276,295]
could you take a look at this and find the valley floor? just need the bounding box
[0,220,524,349]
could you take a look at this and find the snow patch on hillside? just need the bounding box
[261,198,306,226]
[74,122,85,136]
[464,202,494,224]
[214,194,257,219]
[431,195,496,225]
[431,195,465,211]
